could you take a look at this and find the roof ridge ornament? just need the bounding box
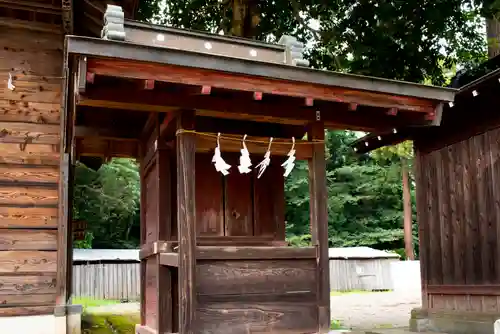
[278,35,309,67]
[101,5,126,41]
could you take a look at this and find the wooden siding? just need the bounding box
[328,258,397,292]
[415,127,500,312]
[0,27,62,315]
[72,262,140,301]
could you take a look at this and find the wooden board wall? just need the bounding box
[196,258,318,333]
[195,152,285,240]
[0,28,62,315]
[415,127,500,312]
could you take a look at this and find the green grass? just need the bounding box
[330,319,345,330]
[81,312,140,334]
[72,297,121,312]
[330,289,392,296]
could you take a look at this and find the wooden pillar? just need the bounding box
[307,122,330,333]
[176,110,197,334]
[139,114,175,333]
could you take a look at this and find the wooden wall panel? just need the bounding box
[196,301,318,334]
[224,154,253,236]
[144,164,159,244]
[253,158,285,238]
[195,153,223,236]
[0,27,62,315]
[197,259,316,296]
[416,126,500,311]
[144,257,158,328]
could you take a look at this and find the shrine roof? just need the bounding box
[66,34,455,104]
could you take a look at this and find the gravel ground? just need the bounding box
[330,288,422,330]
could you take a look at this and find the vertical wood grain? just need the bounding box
[307,122,329,332]
[176,110,197,334]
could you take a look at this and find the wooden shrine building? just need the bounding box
[353,57,500,333]
[0,1,457,333]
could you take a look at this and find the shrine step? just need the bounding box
[364,329,449,334]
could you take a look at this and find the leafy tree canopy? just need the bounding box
[138,0,488,85]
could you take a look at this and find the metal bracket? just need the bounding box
[316,110,321,121]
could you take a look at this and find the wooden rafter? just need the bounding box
[86,58,438,113]
[79,85,434,132]
[0,0,61,15]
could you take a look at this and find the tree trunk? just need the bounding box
[402,159,414,260]
[231,0,259,38]
[487,18,500,58]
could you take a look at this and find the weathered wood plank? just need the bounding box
[0,274,56,295]
[197,259,316,296]
[159,253,179,267]
[428,151,442,285]
[0,165,58,184]
[196,301,318,334]
[307,121,330,332]
[464,137,479,284]
[253,159,285,239]
[0,122,59,145]
[224,153,253,237]
[436,147,451,284]
[0,206,57,229]
[0,230,57,250]
[0,305,54,317]
[0,100,60,124]
[0,185,58,206]
[144,257,159,329]
[0,143,59,165]
[196,246,316,260]
[0,251,57,273]
[413,148,428,307]
[450,142,465,284]
[176,111,197,333]
[0,84,61,104]
[427,284,500,295]
[489,130,500,284]
[0,293,56,306]
[195,153,223,236]
[87,58,436,112]
[0,28,63,52]
[0,49,62,78]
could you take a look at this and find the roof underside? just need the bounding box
[66,26,456,143]
[352,63,500,153]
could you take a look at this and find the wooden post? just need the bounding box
[157,139,173,332]
[176,110,197,334]
[402,159,415,260]
[307,122,330,333]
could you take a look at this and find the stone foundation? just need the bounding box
[0,304,84,334]
[410,307,500,334]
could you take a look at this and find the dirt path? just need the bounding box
[330,289,421,330]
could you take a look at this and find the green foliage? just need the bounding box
[285,131,414,251]
[139,0,488,85]
[73,158,140,249]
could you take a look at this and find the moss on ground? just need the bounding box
[82,313,140,334]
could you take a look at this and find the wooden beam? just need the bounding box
[427,285,500,296]
[86,58,437,112]
[0,17,62,34]
[196,246,316,260]
[80,87,432,132]
[159,253,179,267]
[77,57,88,94]
[75,125,141,139]
[0,0,61,15]
[139,241,173,260]
[307,122,330,333]
[195,133,312,160]
[176,110,197,334]
[56,153,70,307]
